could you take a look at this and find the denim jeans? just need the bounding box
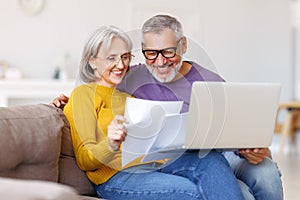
[224,151,283,200]
[95,150,244,200]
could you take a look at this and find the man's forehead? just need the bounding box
[143,32,177,48]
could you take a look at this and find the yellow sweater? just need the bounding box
[64,83,131,185]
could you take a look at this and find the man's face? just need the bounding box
[142,29,185,83]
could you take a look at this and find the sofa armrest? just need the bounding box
[0,104,66,182]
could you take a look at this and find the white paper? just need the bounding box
[142,112,188,163]
[122,98,187,166]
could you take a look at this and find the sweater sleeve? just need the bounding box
[64,85,119,171]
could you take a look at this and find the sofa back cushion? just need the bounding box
[59,114,97,196]
[0,104,65,182]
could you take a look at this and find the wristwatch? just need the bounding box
[18,0,46,16]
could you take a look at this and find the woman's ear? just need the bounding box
[88,57,97,70]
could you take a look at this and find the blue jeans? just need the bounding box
[224,151,283,200]
[95,150,244,200]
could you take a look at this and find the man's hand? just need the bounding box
[238,148,270,165]
[49,94,69,110]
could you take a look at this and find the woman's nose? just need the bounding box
[116,59,125,69]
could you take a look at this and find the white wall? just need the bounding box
[199,0,291,101]
[292,0,300,99]
[0,0,294,101]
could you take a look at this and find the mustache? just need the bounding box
[149,63,173,68]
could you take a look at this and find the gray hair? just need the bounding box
[79,25,133,83]
[141,14,183,42]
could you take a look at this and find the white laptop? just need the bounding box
[163,82,281,150]
[122,82,281,165]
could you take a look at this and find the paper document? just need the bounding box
[122,97,187,166]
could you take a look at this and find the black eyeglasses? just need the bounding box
[142,39,182,60]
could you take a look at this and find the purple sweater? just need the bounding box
[117,61,224,113]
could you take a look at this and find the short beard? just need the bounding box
[146,61,182,83]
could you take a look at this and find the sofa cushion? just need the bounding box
[0,177,80,200]
[61,117,75,157]
[59,155,96,196]
[59,114,97,196]
[0,104,66,182]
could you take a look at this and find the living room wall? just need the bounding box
[0,0,296,101]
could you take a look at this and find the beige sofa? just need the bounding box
[0,104,99,199]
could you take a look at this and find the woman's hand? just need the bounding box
[107,115,128,151]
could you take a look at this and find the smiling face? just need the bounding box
[142,28,187,83]
[89,37,131,88]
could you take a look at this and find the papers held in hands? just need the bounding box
[122,98,186,166]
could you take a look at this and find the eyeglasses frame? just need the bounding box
[142,39,182,60]
[94,52,135,66]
